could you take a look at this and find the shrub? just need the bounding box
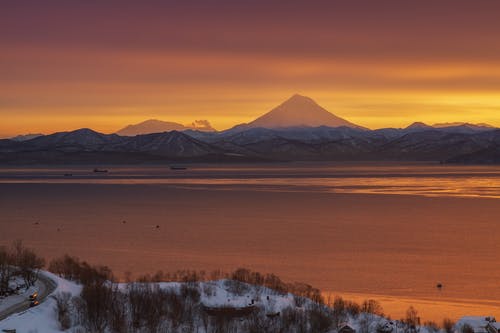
[164,290,185,328]
[181,283,201,303]
[403,306,420,333]
[79,283,113,333]
[108,286,127,333]
[281,306,307,333]
[0,246,15,296]
[424,321,440,333]
[48,255,112,286]
[332,296,347,327]
[294,295,307,307]
[127,283,164,330]
[203,283,216,297]
[224,279,250,296]
[308,304,333,333]
[461,324,474,333]
[53,292,72,330]
[12,240,45,287]
[361,299,384,316]
[345,300,361,317]
[443,318,455,333]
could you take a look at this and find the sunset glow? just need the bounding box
[1,2,500,328]
[2,1,500,137]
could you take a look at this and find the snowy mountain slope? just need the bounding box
[234,94,366,130]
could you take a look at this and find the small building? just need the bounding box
[486,322,500,333]
[338,323,356,333]
[456,316,497,333]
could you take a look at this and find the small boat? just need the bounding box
[93,168,108,173]
[170,166,187,170]
[63,173,73,177]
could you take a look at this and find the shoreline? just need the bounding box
[325,291,500,322]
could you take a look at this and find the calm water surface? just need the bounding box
[0,163,499,320]
[1,163,500,198]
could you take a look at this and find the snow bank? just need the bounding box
[0,271,81,333]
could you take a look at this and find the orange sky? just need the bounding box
[1,1,500,137]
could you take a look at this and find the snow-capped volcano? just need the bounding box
[245,94,365,129]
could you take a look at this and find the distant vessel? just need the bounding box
[93,168,108,173]
[170,166,187,170]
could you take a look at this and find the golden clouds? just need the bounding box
[1,45,500,136]
[3,0,500,138]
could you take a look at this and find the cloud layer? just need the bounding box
[1,1,500,136]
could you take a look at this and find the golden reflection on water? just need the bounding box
[1,164,499,199]
[1,164,499,322]
[325,292,500,322]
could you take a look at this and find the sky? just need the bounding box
[1,0,500,137]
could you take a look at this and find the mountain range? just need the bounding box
[2,95,499,164]
[116,119,216,136]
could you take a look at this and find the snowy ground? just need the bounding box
[0,277,38,314]
[0,272,450,333]
[151,279,298,314]
[0,271,81,333]
[0,275,303,332]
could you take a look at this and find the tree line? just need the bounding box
[0,240,45,296]
[0,244,459,333]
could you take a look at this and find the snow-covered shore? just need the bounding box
[0,271,384,333]
[0,270,473,333]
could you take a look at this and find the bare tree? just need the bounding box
[308,304,333,333]
[332,296,347,328]
[12,240,45,287]
[345,300,361,318]
[359,313,376,333]
[443,318,455,333]
[0,246,15,295]
[423,321,440,333]
[361,299,384,316]
[403,306,420,333]
[109,285,128,333]
[80,282,113,333]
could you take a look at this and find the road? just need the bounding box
[0,273,57,321]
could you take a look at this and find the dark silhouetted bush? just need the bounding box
[53,291,72,330]
[308,303,333,333]
[78,283,113,333]
[48,255,113,286]
[361,299,384,316]
[443,318,455,333]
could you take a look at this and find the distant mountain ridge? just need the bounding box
[10,133,44,141]
[116,119,216,136]
[2,95,499,164]
[433,122,494,129]
[2,125,499,164]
